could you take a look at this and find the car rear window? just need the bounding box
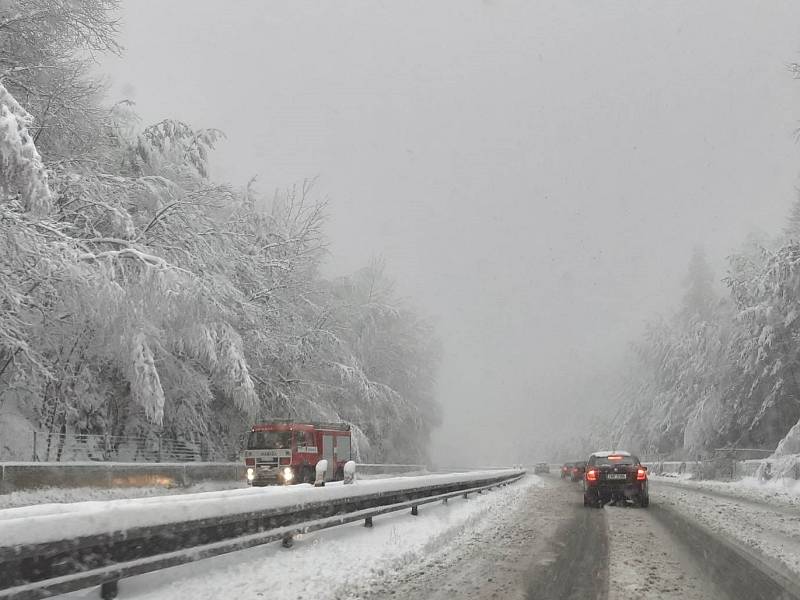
[592,454,636,466]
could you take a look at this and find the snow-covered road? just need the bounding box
[605,502,725,599]
[18,474,800,599]
[653,477,800,578]
[366,475,732,600]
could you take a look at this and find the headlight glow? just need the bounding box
[282,467,294,482]
[246,468,255,481]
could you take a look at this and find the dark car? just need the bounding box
[534,462,550,474]
[560,462,573,479]
[570,461,586,482]
[583,451,649,508]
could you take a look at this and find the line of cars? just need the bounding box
[560,461,586,481]
[560,450,649,508]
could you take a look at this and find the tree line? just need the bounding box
[606,221,800,467]
[0,0,441,462]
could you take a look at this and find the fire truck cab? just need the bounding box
[243,421,352,486]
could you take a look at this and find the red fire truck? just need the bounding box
[243,421,352,486]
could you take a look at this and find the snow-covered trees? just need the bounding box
[0,0,120,156]
[612,232,800,458]
[0,1,440,462]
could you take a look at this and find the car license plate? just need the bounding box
[607,473,627,480]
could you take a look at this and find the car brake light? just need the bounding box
[636,467,647,480]
[245,457,255,466]
[608,455,624,461]
[280,457,291,465]
[586,469,597,482]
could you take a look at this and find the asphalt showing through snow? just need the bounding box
[367,475,734,599]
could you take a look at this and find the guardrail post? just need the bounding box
[411,505,418,516]
[463,492,469,499]
[364,516,373,527]
[343,460,356,484]
[32,430,38,461]
[315,460,328,487]
[100,580,118,599]
[282,534,294,548]
[442,497,448,504]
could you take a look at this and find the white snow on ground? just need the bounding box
[57,474,540,600]
[0,481,246,510]
[653,480,800,577]
[0,469,521,547]
[652,474,800,510]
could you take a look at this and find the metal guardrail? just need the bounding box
[0,469,525,599]
[0,431,239,463]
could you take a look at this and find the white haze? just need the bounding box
[102,0,800,466]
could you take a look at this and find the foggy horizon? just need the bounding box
[100,0,800,464]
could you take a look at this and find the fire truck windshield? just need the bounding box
[247,431,293,450]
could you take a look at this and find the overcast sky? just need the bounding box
[102,0,800,465]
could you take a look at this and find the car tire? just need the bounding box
[640,493,649,508]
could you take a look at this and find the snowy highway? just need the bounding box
[362,475,800,600]
[26,473,797,600]
[363,475,734,600]
[6,2,800,599]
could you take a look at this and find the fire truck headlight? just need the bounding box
[282,467,294,482]
[246,468,255,481]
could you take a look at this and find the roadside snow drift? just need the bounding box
[56,474,540,600]
[0,469,520,548]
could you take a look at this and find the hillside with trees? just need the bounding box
[606,224,800,470]
[0,0,440,462]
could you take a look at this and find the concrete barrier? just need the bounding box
[0,462,246,494]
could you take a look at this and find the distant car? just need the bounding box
[583,451,649,508]
[533,462,550,474]
[560,462,573,479]
[570,461,586,482]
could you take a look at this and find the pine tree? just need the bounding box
[682,246,715,322]
[784,196,800,241]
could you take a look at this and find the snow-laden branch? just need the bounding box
[0,82,52,213]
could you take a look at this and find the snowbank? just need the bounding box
[0,469,521,548]
[655,480,800,577]
[56,474,539,600]
[652,474,800,510]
